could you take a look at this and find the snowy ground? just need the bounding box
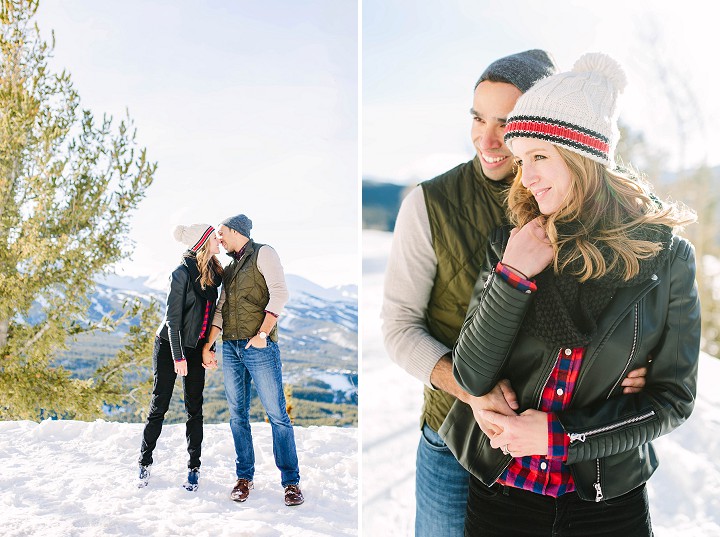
[1,421,357,537]
[362,229,720,537]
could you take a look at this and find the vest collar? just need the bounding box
[227,239,254,262]
[471,155,512,199]
[225,239,256,285]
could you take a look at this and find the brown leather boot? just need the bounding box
[284,484,304,506]
[230,478,254,502]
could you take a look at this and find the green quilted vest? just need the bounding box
[420,157,509,432]
[221,240,279,342]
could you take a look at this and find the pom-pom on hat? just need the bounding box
[173,224,215,252]
[504,52,627,166]
[475,49,557,93]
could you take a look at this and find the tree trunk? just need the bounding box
[0,317,8,350]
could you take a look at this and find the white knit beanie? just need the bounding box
[504,52,627,166]
[173,223,215,251]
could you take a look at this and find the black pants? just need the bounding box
[139,337,205,469]
[465,475,653,537]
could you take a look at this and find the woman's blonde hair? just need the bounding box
[507,146,696,282]
[195,239,223,288]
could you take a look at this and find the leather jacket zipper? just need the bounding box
[536,348,562,410]
[594,459,604,502]
[491,349,559,488]
[606,304,640,397]
[567,302,647,501]
[490,458,514,484]
[567,409,656,443]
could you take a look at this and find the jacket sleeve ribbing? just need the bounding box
[452,270,535,397]
[165,267,188,362]
[452,226,534,397]
[557,238,701,464]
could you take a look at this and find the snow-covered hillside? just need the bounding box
[1,421,357,537]
[362,229,720,537]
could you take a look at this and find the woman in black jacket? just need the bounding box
[441,53,700,536]
[137,223,223,491]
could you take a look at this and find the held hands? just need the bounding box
[467,379,520,437]
[480,409,549,458]
[245,334,268,350]
[202,346,218,370]
[501,217,554,279]
[174,359,188,377]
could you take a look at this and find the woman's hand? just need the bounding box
[202,347,218,370]
[467,379,519,437]
[245,334,268,349]
[501,218,554,278]
[480,409,549,457]
[174,359,188,377]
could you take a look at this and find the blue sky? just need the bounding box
[364,0,718,183]
[35,1,358,287]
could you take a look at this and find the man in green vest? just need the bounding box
[203,213,303,507]
[381,50,649,535]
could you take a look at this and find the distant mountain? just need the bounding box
[362,165,720,234]
[85,272,357,353]
[52,272,358,426]
[362,179,408,232]
[285,274,357,303]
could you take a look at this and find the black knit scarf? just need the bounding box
[523,223,673,347]
[182,252,222,303]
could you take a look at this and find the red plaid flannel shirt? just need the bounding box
[494,262,583,497]
[198,300,211,342]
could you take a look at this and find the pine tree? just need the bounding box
[0,0,160,419]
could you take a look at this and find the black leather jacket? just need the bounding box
[439,227,701,502]
[156,261,218,360]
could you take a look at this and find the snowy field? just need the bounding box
[362,229,720,537]
[1,421,357,537]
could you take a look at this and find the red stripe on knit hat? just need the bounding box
[505,119,610,154]
[191,226,215,251]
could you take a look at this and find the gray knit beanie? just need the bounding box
[475,49,557,92]
[221,214,252,238]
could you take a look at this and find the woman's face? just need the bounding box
[513,137,573,215]
[206,234,221,255]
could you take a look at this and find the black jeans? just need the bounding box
[465,475,653,537]
[139,337,205,469]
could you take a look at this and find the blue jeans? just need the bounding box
[222,339,300,486]
[415,422,470,537]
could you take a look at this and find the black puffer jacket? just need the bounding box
[156,254,221,360]
[439,226,701,502]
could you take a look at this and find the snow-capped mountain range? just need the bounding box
[94,272,358,336]
[52,272,358,423]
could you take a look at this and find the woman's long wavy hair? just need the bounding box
[193,238,224,289]
[507,146,696,282]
